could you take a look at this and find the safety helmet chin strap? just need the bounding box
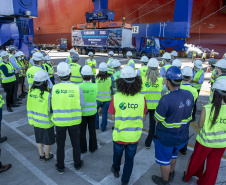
[123,78,135,84]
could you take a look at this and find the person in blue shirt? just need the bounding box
[152,66,194,185]
[159,52,172,77]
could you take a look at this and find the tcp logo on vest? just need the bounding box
[145,82,159,88]
[119,102,138,110]
[55,89,67,94]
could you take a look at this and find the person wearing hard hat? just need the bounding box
[202,51,206,62]
[112,59,121,94]
[0,51,19,112]
[210,49,215,58]
[209,59,226,103]
[106,51,115,75]
[69,53,82,84]
[137,56,149,77]
[183,78,226,185]
[66,48,76,65]
[209,58,217,86]
[192,51,196,63]
[191,60,204,122]
[29,48,38,67]
[152,66,194,185]
[27,70,55,162]
[95,62,113,131]
[126,51,135,70]
[108,65,147,185]
[43,55,55,85]
[141,58,163,149]
[78,65,98,153]
[170,51,178,59]
[172,59,182,69]
[85,52,97,83]
[159,52,172,77]
[52,62,85,174]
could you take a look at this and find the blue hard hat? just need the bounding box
[165,66,183,81]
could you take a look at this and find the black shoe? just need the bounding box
[111,166,119,178]
[75,160,84,171]
[182,172,186,182]
[7,107,13,112]
[11,104,20,107]
[16,98,22,101]
[45,153,54,162]
[152,175,170,185]
[121,182,128,185]
[15,101,22,104]
[81,150,87,154]
[55,164,64,175]
[169,171,175,182]
[40,155,45,161]
[0,136,7,143]
[145,144,151,150]
[179,150,187,155]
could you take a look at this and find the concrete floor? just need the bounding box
[0,50,225,185]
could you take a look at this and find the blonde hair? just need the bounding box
[146,67,159,85]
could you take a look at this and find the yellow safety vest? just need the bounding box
[139,66,148,77]
[86,59,96,75]
[106,58,114,75]
[95,77,112,102]
[193,70,203,90]
[0,95,5,108]
[180,84,198,102]
[210,69,217,83]
[209,76,226,103]
[1,62,16,83]
[43,63,54,77]
[70,63,82,84]
[127,59,135,69]
[68,56,72,65]
[26,66,43,91]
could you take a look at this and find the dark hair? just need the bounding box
[30,81,48,99]
[96,71,110,81]
[33,61,40,65]
[183,76,191,81]
[209,90,226,129]
[219,68,226,74]
[82,75,92,81]
[116,76,142,96]
[168,79,182,87]
[60,75,70,81]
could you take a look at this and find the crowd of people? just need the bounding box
[0,47,226,185]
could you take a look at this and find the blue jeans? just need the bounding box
[0,107,2,138]
[112,142,138,184]
[95,100,110,131]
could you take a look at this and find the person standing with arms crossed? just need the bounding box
[69,53,82,84]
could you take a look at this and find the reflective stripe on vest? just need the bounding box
[26,66,42,91]
[107,58,114,74]
[114,127,143,133]
[96,77,112,102]
[210,69,217,83]
[0,95,5,108]
[1,62,16,83]
[193,70,203,90]
[128,59,135,69]
[86,59,96,74]
[70,63,82,83]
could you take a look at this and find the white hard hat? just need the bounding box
[126,51,132,57]
[140,56,149,63]
[1,51,9,58]
[162,52,171,60]
[33,70,49,82]
[182,66,193,77]
[194,60,203,69]
[170,51,178,57]
[212,78,226,92]
[81,65,93,75]
[108,51,114,56]
[120,65,136,78]
[8,45,16,52]
[148,58,159,68]
[17,51,24,56]
[14,52,20,58]
[32,52,45,61]
[57,62,71,77]
[172,59,182,67]
[99,62,108,72]
[31,48,38,55]
[45,55,51,61]
[112,59,121,68]
[214,59,226,69]
[88,52,94,56]
[70,48,76,53]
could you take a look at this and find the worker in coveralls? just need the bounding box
[108,65,148,185]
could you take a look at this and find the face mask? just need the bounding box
[47,60,51,64]
[22,57,25,60]
[195,68,200,72]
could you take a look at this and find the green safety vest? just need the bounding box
[202,53,206,58]
[27,89,53,129]
[210,69,217,83]
[51,82,82,126]
[196,104,226,148]
[127,59,135,69]
[112,70,121,93]
[163,64,171,73]
[95,77,112,102]
[78,82,98,116]
[180,84,198,102]
[113,93,145,142]
[209,76,226,103]
[139,66,148,77]
[0,57,2,63]
[18,60,25,77]
[26,66,42,91]
[193,70,203,90]
[68,56,72,65]
[1,62,16,83]
[141,76,163,109]
[107,58,114,75]
[193,52,196,57]
[43,63,54,77]
[86,59,96,75]
[70,63,82,84]
[0,95,5,108]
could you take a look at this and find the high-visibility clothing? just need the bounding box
[68,56,72,65]
[209,76,226,103]
[162,64,171,73]
[141,76,163,109]
[107,58,114,74]
[51,82,82,126]
[1,62,16,83]
[202,53,206,59]
[18,60,25,77]
[210,52,215,58]
[26,66,42,90]
[139,66,148,77]
[70,63,82,84]
[78,82,98,116]
[193,70,204,90]
[9,54,20,70]
[196,104,226,148]
[180,84,198,102]
[193,52,196,57]
[27,89,53,129]
[210,69,217,84]
[127,59,135,69]
[113,93,145,142]
[95,77,112,102]
[43,63,54,77]
[112,70,121,93]
[86,59,96,75]
[0,95,5,108]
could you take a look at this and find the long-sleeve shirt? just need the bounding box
[107,58,113,68]
[137,68,141,76]
[65,57,70,64]
[192,70,204,84]
[128,59,135,69]
[0,62,15,77]
[29,59,34,66]
[160,64,171,77]
[10,56,21,70]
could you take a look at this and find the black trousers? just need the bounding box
[3,81,15,107]
[56,125,81,169]
[145,109,156,147]
[192,90,200,119]
[80,114,98,153]
[50,76,55,85]
[13,73,19,102]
